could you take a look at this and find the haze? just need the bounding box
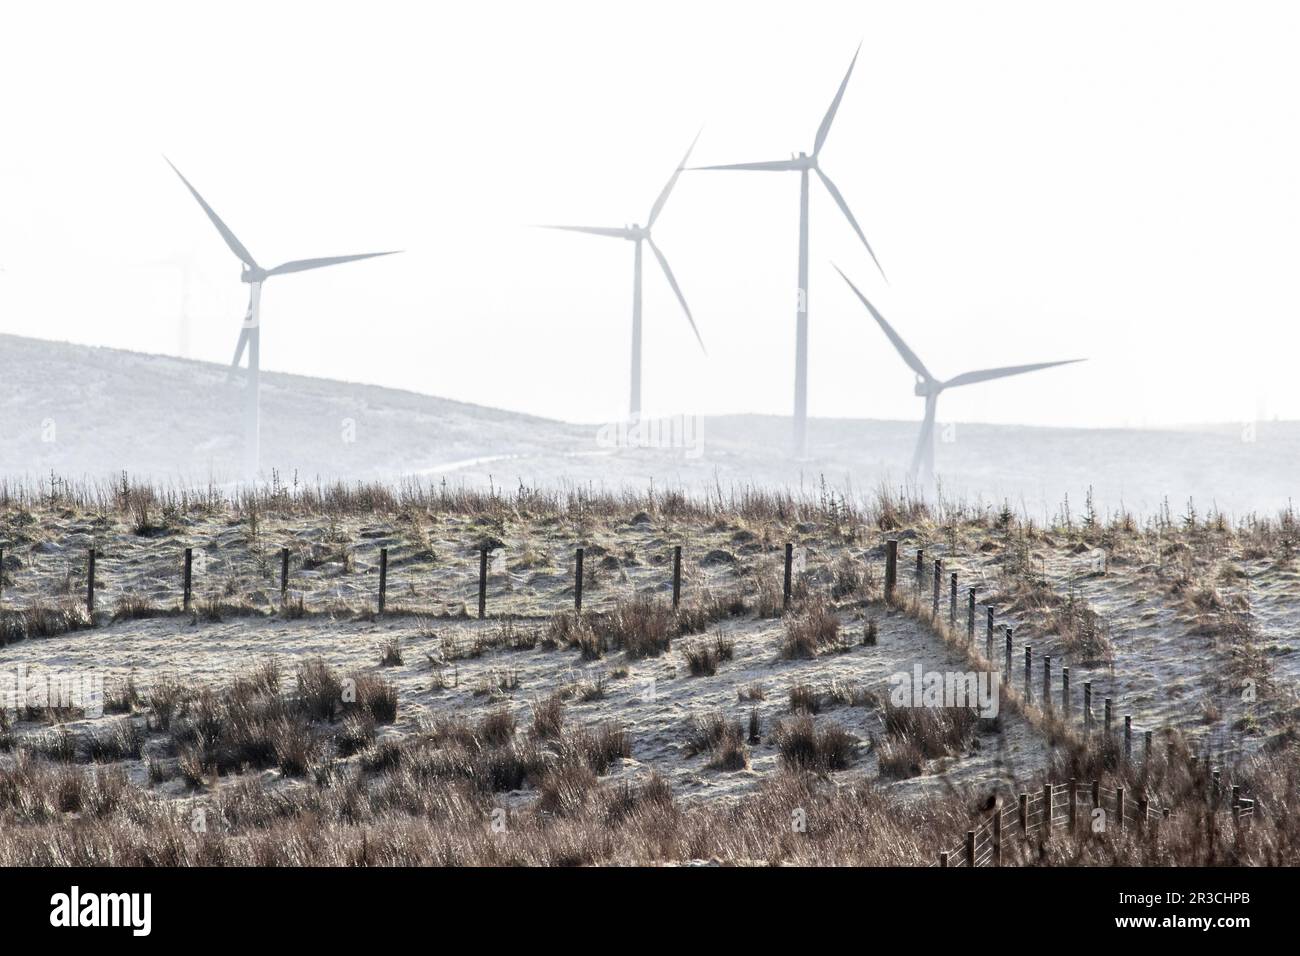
[1,0,1296,431]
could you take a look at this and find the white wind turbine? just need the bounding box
[835,265,1084,485]
[166,159,400,479]
[540,134,706,420]
[692,44,886,458]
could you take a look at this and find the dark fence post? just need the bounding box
[993,807,1002,866]
[932,559,941,615]
[1084,682,1093,737]
[280,547,289,605]
[1004,627,1012,685]
[86,546,96,616]
[1024,645,1032,703]
[915,548,924,595]
[1069,778,1078,828]
[939,852,948,867]
[1232,785,1241,825]
[478,548,488,619]
[183,547,193,612]
[967,588,975,643]
[884,540,898,603]
[782,543,793,609]
[1019,793,1028,835]
[965,830,976,868]
[1062,666,1070,720]
[575,547,585,613]
[1124,715,1132,762]
[1091,779,1101,822]
[986,606,995,659]
[1117,787,1125,832]
[672,545,682,610]
[1043,655,1052,712]
[949,571,957,626]
[1144,730,1152,766]
[1043,783,1053,837]
[377,547,388,615]
[1104,698,1113,739]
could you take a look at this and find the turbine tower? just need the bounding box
[541,134,706,420]
[692,44,885,458]
[166,160,399,480]
[835,266,1084,485]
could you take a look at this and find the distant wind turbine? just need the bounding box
[540,134,706,420]
[166,159,400,479]
[692,44,885,458]
[835,265,1084,485]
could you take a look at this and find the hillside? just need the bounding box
[1,333,1297,518]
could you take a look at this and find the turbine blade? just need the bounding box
[537,225,634,240]
[832,264,931,381]
[817,168,886,282]
[814,42,861,156]
[689,159,801,172]
[164,158,259,268]
[647,238,705,355]
[266,251,401,277]
[943,359,1086,390]
[647,129,703,227]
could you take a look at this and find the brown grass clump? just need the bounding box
[779,599,843,659]
[773,715,856,772]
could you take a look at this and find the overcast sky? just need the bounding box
[1,0,1296,429]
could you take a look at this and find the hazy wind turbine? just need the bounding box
[692,44,885,458]
[835,266,1084,485]
[166,159,399,479]
[540,134,706,420]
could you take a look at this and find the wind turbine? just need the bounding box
[692,44,885,458]
[166,159,399,479]
[540,134,705,420]
[835,266,1084,485]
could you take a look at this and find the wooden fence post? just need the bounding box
[1124,715,1132,761]
[672,545,682,610]
[1104,698,1112,739]
[1116,787,1125,832]
[783,543,793,609]
[1069,778,1078,828]
[1043,655,1052,712]
[478,548,488,619]
[940,852,949,867]
[986,606,995,660]
[377,547,388,615]
[1144,730,1152,766]
[575,547,585,613]
[1019,793,1028,835]
[915,548,924,594]
[1138,798,1148,828]
[1043,783,1053,837]
[932,559,941,615]
[86,546,95,616]
[949,571,957,626]
[884,540,898,603]
[967,588,976,643]
[1062,667,1070,720]
[993,810,1002,866]
[280,547,289,605]
[1084,682,1093,737]
[1232,785,1241,825]
[1024,645,1032,702]
[1092,780,1101,831]
[183,547,193,612]
[965,830,976,868]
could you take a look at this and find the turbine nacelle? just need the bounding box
[914,377,941,398]
[241,265,269,284]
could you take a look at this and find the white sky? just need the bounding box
[1,0,1296,429]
